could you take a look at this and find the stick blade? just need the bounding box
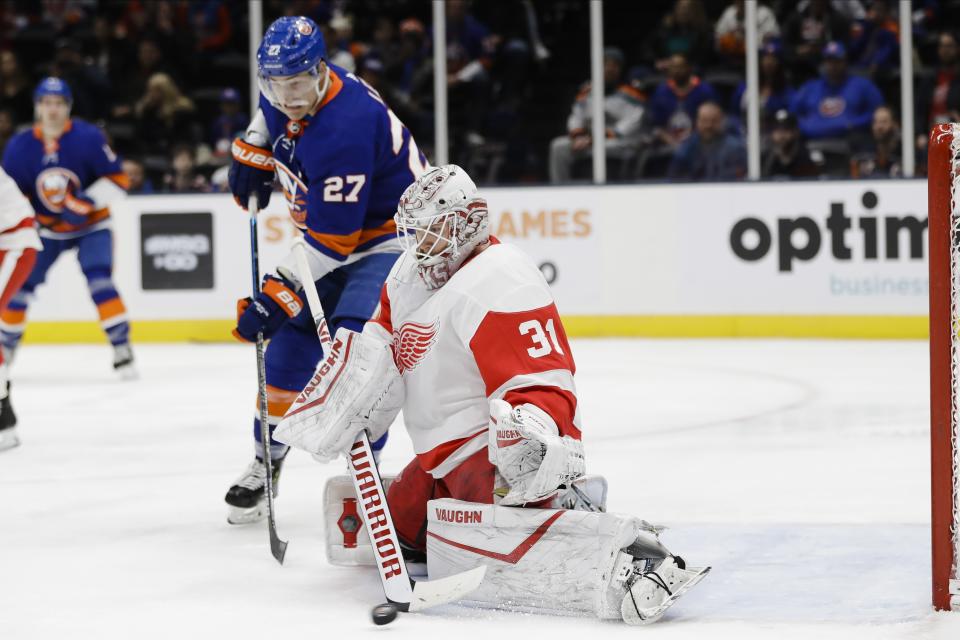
[407,565,487,612]
[270,528,288,564]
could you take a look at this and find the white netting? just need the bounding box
[950,122,960,596]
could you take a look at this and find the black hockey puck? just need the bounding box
[371,602,398,626]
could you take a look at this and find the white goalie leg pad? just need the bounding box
[323,474,396,566]
[426,498,646,619]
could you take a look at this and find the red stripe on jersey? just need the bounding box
[0,247,36,311]
[503,386,581,440]
[0,216,36,236]
[369,284,393,334]
[469,303,576,395]
[417,427,487,473]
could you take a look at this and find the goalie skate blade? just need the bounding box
[227,503,266,525]
[622,566,710,626]
[407,565,487,612]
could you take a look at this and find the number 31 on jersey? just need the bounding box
[520,318,565,358]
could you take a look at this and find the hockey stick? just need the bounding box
[248,195,288,565]
[290,239,485,612]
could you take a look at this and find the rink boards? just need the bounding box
[17,179,929,342]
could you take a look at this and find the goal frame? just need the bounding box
[928,122,960,612]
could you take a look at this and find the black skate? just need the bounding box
[0,381,18,452]
[225,456,285,524]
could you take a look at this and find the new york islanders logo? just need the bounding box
[273,138,308,227]
[35,167,81,213]
[392,320,438,374]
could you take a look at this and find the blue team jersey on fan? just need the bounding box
[260,64,427,260]
[2,119,124,236]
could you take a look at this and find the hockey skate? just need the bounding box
[225,456,285,524]
[112,343,137,380]
[620,555,710,625]
[0,381,18,452]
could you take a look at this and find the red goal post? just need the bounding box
[928,122,960,612]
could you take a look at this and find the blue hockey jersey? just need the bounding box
[2,119,128,238]
[261,64,428,260]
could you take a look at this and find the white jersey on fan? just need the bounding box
[366,238,581,478]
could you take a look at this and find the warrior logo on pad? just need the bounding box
[392,320,437,374]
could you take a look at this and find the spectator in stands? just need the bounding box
[0,51,34,127]
[189,0,233,54]
[390,18,431,103]
[851,105,902,177]
[368,16,400,65]
[715,0,781,67]
[762,109,822,178]
[782,0,852,80]
[648,0,712,71]
[791,41,884,141]
[123,158,155,194]
[548,47,646,183]
[0,108,13,151]
[848,0,899,79]
[210,88,247,158]
[134,72,198,154]
[668,101,746,181]
[320,12,357,73]
[51,38,112,121]
[112,38,178,119]
[916,31,960,150]
[445,0,499,144]
[163,144,209,193]
[731,41,797,125]
[649,52,718,149]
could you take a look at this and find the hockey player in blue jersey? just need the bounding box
[0,78,135,378]
[224,16,428,523]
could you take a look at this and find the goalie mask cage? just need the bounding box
[928,122,960,612]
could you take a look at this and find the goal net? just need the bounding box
[928,122,960,612]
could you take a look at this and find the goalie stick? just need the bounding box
[290,239,486,612]
[248,195,288,565]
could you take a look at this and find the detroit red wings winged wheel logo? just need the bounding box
[392,320,438,374]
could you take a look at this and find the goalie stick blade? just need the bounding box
[406,565,487,612]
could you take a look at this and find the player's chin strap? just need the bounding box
[284,239,486,612]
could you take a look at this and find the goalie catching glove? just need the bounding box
[273,328,403,461]
[489,398,585,506]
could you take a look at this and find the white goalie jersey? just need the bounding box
[367,238,581,478]
[0,166,40,251]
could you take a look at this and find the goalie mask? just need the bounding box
[395,165,490,290]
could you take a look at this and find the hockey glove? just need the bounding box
[61,186,96,226]
[489,399,585,506]
[229,137,275,211]
[274,328,403,462]
[232,274,304,342]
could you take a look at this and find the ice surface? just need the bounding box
[2,339,959,639]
